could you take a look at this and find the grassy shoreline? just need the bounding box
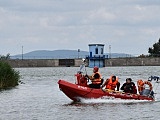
[0,61,20,89]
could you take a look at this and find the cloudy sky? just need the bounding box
[0,0,160,56]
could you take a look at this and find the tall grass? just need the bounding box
[0,61,20,89]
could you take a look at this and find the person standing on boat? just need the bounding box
[120,78,137,94]
[101,76,120,91]
[85,66,102,89]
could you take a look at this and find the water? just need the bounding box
[0,66,160,120]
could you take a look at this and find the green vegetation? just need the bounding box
[148,38,160,57]
[0,61,20,89]
[0,53,10,60]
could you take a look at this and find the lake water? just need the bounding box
[0,66,160,120]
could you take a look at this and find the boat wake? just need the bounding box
[79,97,153,104]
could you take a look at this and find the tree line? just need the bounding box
[148,38,160,57]
[0,53,10,60]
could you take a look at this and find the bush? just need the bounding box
[0,61,20,89]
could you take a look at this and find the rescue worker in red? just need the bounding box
[85,66,102,89]
[101,76,120,91]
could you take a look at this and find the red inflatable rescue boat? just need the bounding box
[58,71,155,102]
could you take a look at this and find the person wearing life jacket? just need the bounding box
[121,78,137,94]
[137,80,154,97]
[85,66,102,89]
[101,76,120,91]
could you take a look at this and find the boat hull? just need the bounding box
[58,80,154,102]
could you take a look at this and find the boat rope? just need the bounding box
[81,88,94,97]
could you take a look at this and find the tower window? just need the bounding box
[95,48,98,54]
[101,48,103,54]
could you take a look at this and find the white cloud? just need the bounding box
[82,7,116,25]
[0,0,160,55]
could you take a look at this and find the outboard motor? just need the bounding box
[75,71,88,87]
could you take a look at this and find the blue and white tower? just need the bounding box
[87,44,105,68]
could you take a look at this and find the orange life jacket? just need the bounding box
[137,80,144,92]
[91,72,102,84]
[106,76,118,90]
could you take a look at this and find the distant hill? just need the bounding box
[11,50,134,59]
[11,50,88,59]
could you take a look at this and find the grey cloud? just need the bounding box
[0,0,160,55]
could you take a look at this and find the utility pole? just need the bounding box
[22,46,23,60]
[109,45,111,58]
[78,49,80,58]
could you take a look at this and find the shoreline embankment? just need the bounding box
[105,57,160,66]
[2,57,160,68]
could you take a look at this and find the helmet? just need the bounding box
[93,66,99,72]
